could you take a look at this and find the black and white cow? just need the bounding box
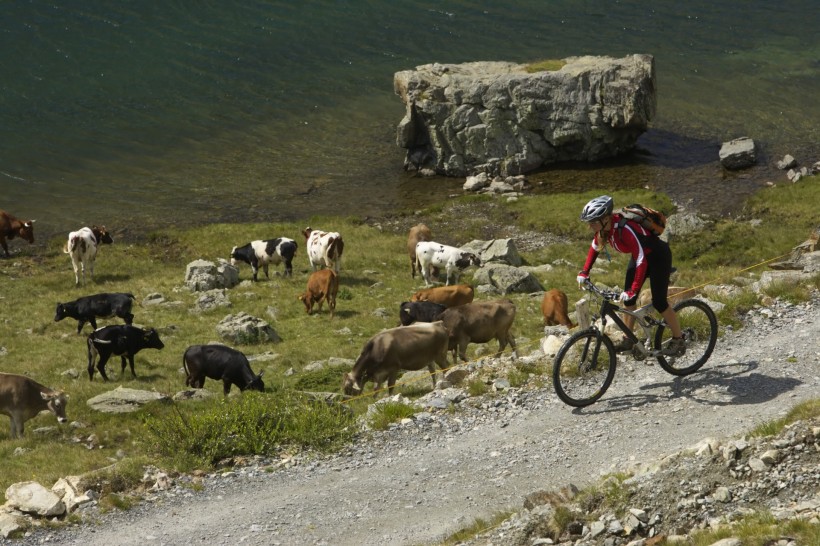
[55,292,135,334]
[230,237,297,280]
[398,301,447,326]
[87,325,165,381]
[182,344,265,396]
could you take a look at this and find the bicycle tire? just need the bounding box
[655,299,718,376]
[553,329,617,407]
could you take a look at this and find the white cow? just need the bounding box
[64,226,113,286]
[415,241,481,287]
[302,227,344,273]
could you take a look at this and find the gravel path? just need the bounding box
[16,294,820,546]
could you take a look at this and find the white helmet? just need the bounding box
[580,195,614,222]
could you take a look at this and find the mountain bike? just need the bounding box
[552,279,718,407]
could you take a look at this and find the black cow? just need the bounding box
[182,344,265,395]
[55,293,135,334]
[87,325,165,381]
[398,301,447,326]
[230,237,298,280]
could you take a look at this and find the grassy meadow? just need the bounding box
[0,181,818,496]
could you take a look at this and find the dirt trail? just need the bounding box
[18,296,820,546]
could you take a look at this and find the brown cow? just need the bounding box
[541,289,575,328]
[342,321,449,396]
[298,269,339,317]
[410,284,474,308]
[437,299,517,363]
[407,223,433,278]
[637,286,691,309]
[0,210,35,257]
[0,373,68,439]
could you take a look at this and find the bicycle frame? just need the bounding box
[588,287,667,359]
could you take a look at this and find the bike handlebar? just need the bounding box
[581,279,622,302]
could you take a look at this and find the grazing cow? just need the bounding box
[87,325,165,381]
[541,289,575,328]
[342,321,449,396]
[398,301,446,326]
[230,237,298,280]
[0,373,67,439]
[182,345,265,396]
[437,299,517,363]
[302,227,344,273]
[0,210,35,257]
[298,269,339,317]
[55,292,135,334]
[410,284,475,308]
[407,223,433,278]
[415,241,481,287]
[637,286,691,308]
[64,225,114,285]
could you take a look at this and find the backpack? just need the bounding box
[616,204,666,237]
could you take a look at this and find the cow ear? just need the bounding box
[41,392,51,401]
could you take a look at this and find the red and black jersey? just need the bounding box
[581,213,655,295]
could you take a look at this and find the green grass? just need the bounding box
[0,181,817,505]
[524,59,567,73]
[749,399,820,438]
[366,400,417,431]
[686,512,820,546]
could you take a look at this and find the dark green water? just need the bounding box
[2,1,818,242]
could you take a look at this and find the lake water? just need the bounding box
[2,1,818,243]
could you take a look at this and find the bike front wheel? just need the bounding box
[655,299,718,376]
[553,330,617,407]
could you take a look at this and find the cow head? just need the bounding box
[91,225,113,245]
[342,372,362,395]
[142,328,165,350]
[245,371,265,392]
[41,391,68,423]
[54,303,68,322]
[455,252,481,270]
[17,219,35,243]
[229,246,239,266]
[297,292,312,314]
[302,227,313,240]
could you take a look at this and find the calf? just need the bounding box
[410,284,474,308]
[230,237,297,280]
[298,269,339,317]
[407,223,433,278]
[182,344,265,396]
[55,292,135,334]
[87,325,165,381]
[0,373,67,439]
[64,225,114,285]
[437,299,517,363]
[399,301,446,326]
[342,321,449,396]
[303,227,344,273]
[415,241,480,287]
[541,289,575,328]
[0,210,35,257]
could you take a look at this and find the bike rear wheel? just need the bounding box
[553,330,617,407]
[655,299,718,376]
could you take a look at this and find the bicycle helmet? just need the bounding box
[579,195,614,222]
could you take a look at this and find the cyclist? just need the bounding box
[576,195,685,356]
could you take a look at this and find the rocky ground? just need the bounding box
[5,288,819,546]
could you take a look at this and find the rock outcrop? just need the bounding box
[394,54,656,177]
